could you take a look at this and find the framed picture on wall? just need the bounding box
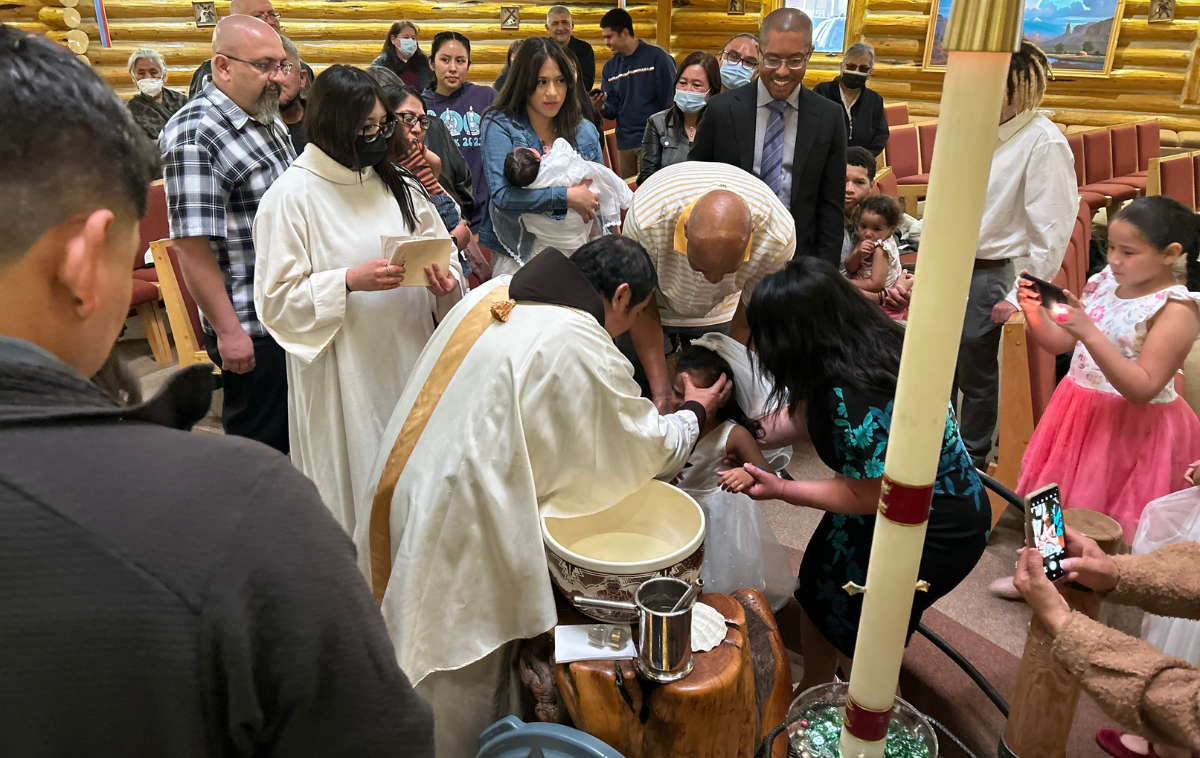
[784,0,848,53]
[1148,0,1175,22]
[192,1,217,27]
[923,0,1125,75]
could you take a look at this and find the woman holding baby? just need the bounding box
[478,36,605,276]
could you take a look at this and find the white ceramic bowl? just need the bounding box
[542,480,706,622]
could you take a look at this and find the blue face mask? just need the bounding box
[720,61,751,90]
[397,38,418,57]
[674,89,707,114]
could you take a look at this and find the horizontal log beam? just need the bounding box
[77,0,657,23]
[1123,0,1200,18]
[671,11,760,31]
[97,60,509,87]
[1118,18,1200,41]
[868,0,932,12]
[673,0,762,8]
[38,5,80,28]
[1115,45,1193,67]
[866,37,922,57]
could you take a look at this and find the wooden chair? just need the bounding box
[874,165,898,201]
[602,128,619,174]
[1079,127,1139,210]
[885,124,926,216]
[149,239,213,369]
[883,101,909,127]
[128,180,172,364]
[1147,152,1196,209]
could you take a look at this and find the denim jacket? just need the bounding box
[477,110,603,263]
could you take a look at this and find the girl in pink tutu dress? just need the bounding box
[1016,196,1200,542]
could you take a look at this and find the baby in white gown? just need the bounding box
[503,138,633,256]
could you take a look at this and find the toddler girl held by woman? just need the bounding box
[670,345,795,609]
[1016,196,1200,542]
[843,193,906,321]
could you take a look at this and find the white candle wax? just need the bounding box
[840,50,1014,758]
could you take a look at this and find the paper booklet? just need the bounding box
[380,235,454,287]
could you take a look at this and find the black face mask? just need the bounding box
[354,135,390,168]
[841,72,868,90]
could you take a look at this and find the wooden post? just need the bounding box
[1001,509,1124,758]
[987,312,1036,529]
[657,0,671,54]
[845,0,869,45]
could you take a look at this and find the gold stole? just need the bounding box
[368,285,513,604]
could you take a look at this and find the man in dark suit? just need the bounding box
[689,8,846,266]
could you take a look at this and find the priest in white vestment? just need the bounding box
[253,77,464,536]
[354,237,729,757]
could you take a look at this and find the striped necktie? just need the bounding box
[760,99,788,202]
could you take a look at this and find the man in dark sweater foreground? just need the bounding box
[0,25,433,757]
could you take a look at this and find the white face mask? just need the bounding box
[136,77,164,97]
[397,38,418,58]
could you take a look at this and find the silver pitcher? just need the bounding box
[573,577,696,683]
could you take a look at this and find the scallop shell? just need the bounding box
[690,602,727,653]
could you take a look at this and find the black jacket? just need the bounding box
[370,51,437,93]
[688,82,847,266]
[813,77,889,156]
[424,113,478,225]
[567,35,597,92]
[0,347,434,757]
[639,105,696,185]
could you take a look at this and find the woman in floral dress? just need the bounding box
[738,259,990,693]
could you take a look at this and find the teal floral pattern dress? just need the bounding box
[796,385,990,658]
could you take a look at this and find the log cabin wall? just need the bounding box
[1,0,757,102]
[818,0,1200,132]
[7,0,1196,131]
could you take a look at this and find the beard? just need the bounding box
[279,92,303,112]
[252,82,281,123]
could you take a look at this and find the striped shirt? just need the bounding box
[623,162,796,327]
[397,143,444,198]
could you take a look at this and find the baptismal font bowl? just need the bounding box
[542,480,706,623]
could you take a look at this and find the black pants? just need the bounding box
[205,332,289,455]
[614,321,732,399]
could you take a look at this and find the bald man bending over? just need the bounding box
[622,161,795,412]
[161,15,296,452]
[187,0,314,98]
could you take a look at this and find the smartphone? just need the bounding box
[1019,272,1068,308]
[591,88,601,96]
[1025,484,1068,582]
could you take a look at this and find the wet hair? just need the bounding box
[856,193,901,230]
[674,51,721,99]
[503,147,541,187]
[430,30,472,60]
[600,8,635,36]
[675,345,763,439]
[1112,196,1200,291]
[571,235,658,306]
[305,65,417,229]
[380,21,429,76]
[748,257,904,412]
[489,37,584,147]
[1006,39,1050,114]
[846,146,876,183]
[1,26,158,265]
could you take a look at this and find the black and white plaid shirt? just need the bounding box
[160,77,295,337]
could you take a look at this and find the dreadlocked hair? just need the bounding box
[1006,39,1050,115]
[675,345,763,440]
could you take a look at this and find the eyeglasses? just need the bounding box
[721,50,758,71]
[843,63,872,73]
[398,113,431,128]
[250,10,281,20]
[358,120,398,142]
[221,55,292,76]
[761,53,811,70]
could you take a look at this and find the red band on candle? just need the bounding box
[878,476,934,526]
[845,696,891,742]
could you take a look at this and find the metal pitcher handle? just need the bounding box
[571,593,637,612]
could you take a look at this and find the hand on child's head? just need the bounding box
[673,369,726,412]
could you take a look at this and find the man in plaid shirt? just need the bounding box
[161,15,295,453]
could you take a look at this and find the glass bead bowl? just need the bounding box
[785,682,938,758]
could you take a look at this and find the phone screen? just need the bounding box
[1019,272,1068,307]
[1027,486,1067,581]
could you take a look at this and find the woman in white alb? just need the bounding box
[254,65,463,534]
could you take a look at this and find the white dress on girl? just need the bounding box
[674,420,797,610]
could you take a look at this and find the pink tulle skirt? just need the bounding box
[1017,378,1200,542]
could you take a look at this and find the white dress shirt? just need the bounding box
[752,80,802,209]
[976,110,1078,305]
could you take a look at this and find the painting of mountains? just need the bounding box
[925,0,1122,74]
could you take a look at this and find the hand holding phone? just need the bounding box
[1020,272,1068,308]
[1025,484,1068,581]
